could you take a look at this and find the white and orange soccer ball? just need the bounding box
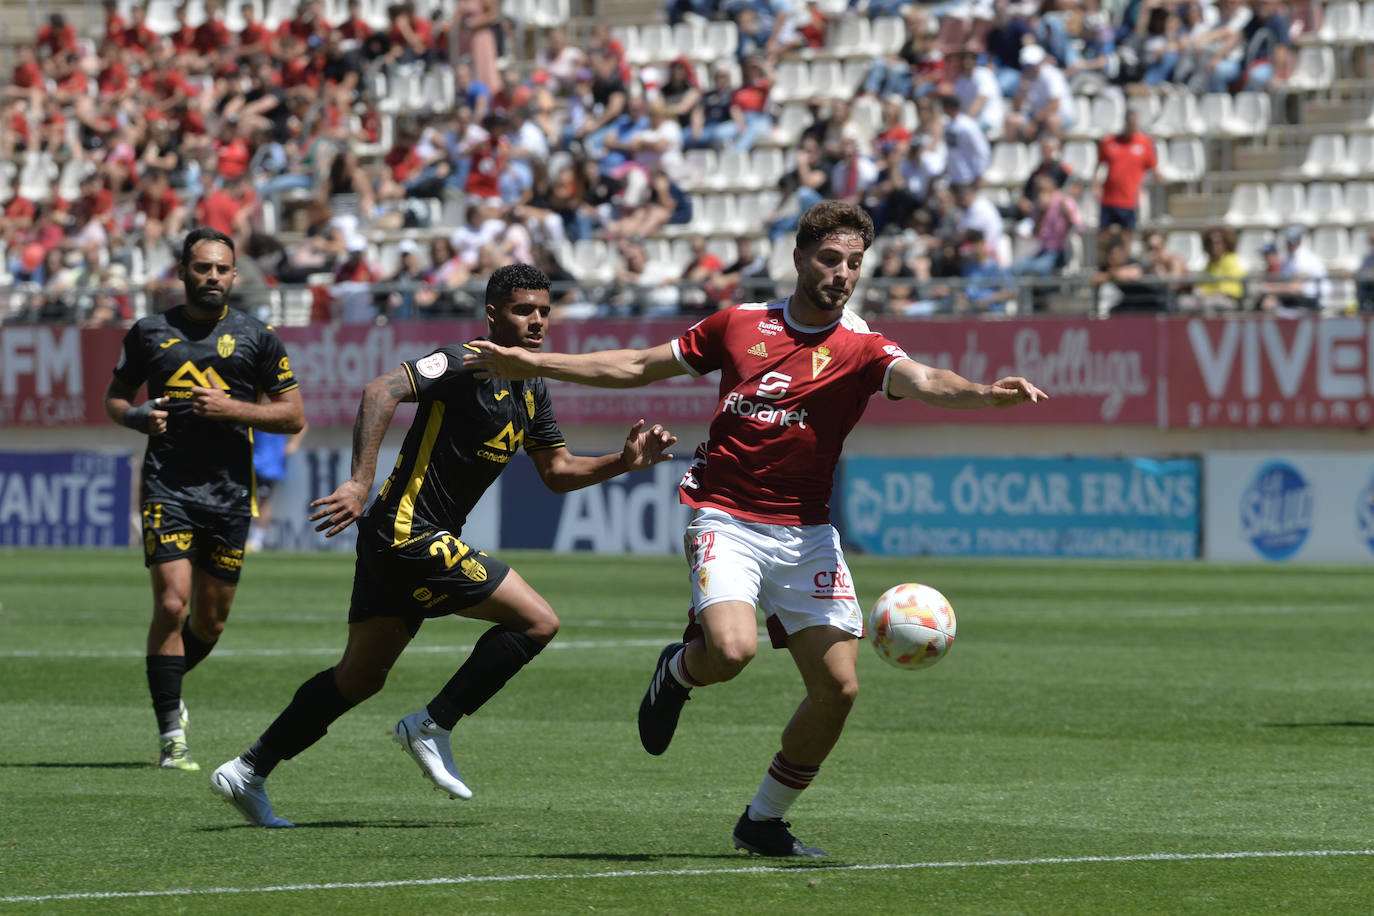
[868,583,957,670]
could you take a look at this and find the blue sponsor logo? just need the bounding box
[1357,473,1374,555]
[1239,462,1312,560]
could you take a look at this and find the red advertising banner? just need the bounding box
[1163,316,1374,428]
[3,315,1370,430]
[868,316,1158,425]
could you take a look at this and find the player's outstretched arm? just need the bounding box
[888,358,1048,410]
[463,340,687,389]
[105,378,169,436]
[309,365,414,537]
[529,420,678,494]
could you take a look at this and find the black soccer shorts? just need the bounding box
[140,499,251,583]
[348,526,510,637]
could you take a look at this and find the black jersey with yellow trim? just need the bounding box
[362,340,566,546]
[111,305,299,515]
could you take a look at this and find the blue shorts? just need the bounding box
[1100,205,1137,230]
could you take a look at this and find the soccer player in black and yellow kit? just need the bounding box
[211,263,676,826]
[105,227,306,771]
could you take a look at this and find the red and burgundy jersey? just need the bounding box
[671,299,909,526]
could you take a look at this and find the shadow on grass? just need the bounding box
[503,852,833,866]
[1262,721,1374,728]
[200,820,453,831]
[0,761,149,769]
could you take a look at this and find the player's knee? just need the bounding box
[708,638,756,678]
[812,676,859,716]
[154,592,189,621]
[523,607,560,644]
[334,660,388,702]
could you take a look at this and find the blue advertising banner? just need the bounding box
[840,456,1199,559]
[0,452,131,546]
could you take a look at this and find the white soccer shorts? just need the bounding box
[683,506,865,647]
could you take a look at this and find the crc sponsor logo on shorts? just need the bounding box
[159,530,194,551]
[810,568,855,600]
[211,544,244,572]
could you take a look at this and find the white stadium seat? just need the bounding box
[1267,182,1309,226]
[1299,134,1347,178]
[1304,182,1349,224]
[1224,183,1275,226]
[1311,227,1353,270]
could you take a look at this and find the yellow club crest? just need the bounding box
[525,387,535,418]
[460,556,488,582]
[217,334,236,358]
[811,345,832,379]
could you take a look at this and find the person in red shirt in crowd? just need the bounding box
[214,122,253,181]
[137,169,187,251]
[465,112,511,202]
[336,0,372,42]
[141,56,196,109]
[97,40,133,98]
[237,2,272,57]
[387,2,435,66]
[193,172,253,239]
[797,0,829,50]
[77,173,116,229]
[727,56,775,152]
[1,194,37,246]
[37,97,69,154]
[590,23,630,86]
[1094,109,1157,251]
[170,3,199,58]
[52,53,90,106]
[275,0,331,53]
[7,46,43,98]
[38,13,79,60]
[195,0,233,56]
[124,4,163,60]
[102,0,128,46]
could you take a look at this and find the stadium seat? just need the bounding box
[263,0,295,29]
[612,26,644,66]
[1299,134,1348,178]
[1165,231,1206,272]
[772,61,813,103]
[1364,3,1374,41]
[1350,224,1372,267]
[680,148,717,191]
[672,21,707,61]
[1228,91,1271,136]
[569,239,616,284]
[809,60,846,100]
[841,59,871,96]
[827,15,870,56]
[1224,183,1275,226]
[704,21,740,63]
[17,154,56,203]
[1289,46,1336,90]
[1149,91,1200,138]
[1304,182,1349,224]
[1061,141,1097,177]
[533,0,570,28]
[1311,227,1353,270]
[769,236,798,281]
[706,237,738,266]
[1199,93,1234,135]
[870,17,906,56]
[711,149,754,190]
[1318,1,1363,42]
[637,24,675,66]
[1268,182,1309,225]
[1161,138,1206,183]
[751,148,786,189]
[984,142,1031,186]
[771,102,814,144]
[1344,181,1374,219]
[1346,134,1374,176]
[1090,92,1127,138]
[850,94,882,135]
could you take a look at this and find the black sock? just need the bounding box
[146,655,186,735]
[181,621,217,673]
[243,668,355,778]
[426,625,545,730]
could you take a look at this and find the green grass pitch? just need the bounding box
[1,549,1371,914]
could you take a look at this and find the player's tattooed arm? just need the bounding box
[309,364,415,537]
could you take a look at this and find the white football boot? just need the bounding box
[393,710,473,800]
[210,757,293,828]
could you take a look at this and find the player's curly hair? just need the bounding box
[795,201,874,252]
[181,227,236,267]
[486,262,550,309]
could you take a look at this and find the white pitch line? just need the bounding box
[0,638,683,660]
[3,849,1372,904]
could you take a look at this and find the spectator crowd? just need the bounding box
[1,0,1371,326]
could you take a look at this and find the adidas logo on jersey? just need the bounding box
[747,342,768,357]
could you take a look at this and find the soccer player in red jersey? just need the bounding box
[464,201,1048,857]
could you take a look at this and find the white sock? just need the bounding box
[668,647,700,688]
[159,728,186,740]
[748,751,819,821]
